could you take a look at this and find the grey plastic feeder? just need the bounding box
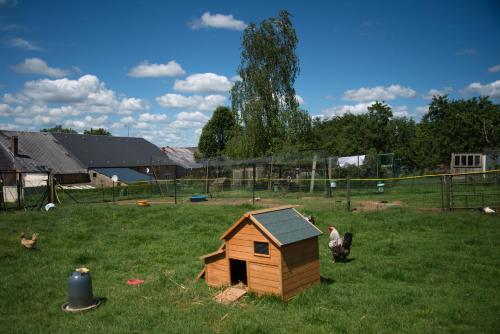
[62,268,100,312]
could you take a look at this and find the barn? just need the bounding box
[199,206,323,300]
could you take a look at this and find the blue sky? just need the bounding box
[0,0,499,146]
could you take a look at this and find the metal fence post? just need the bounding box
[447,175,453,211]
[252,164,256,205]
[347,176,351,212]
[17,174,22,210]
[174,166,177,205]
[440,176,445,211]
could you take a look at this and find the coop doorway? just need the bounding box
[229,259,247,285]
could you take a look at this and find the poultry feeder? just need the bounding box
[62,267,101,312]
[377,182,385,193]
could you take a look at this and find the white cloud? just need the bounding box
[5,75,148,114]
[322,102,376,117]
[416,106,429,114]
[128,60,185,78]
[14,58,70,78]
[7,38,40,50]
[22,75,108,103]
[119,97,149,112]
[462,80,500,99]
[156,93,226,111]
[63,115,108,130]
[295,95,305,105]
[455,48,477,56]
[322,102,416,118]
[189,12,246,30]
[15,114,60,126]
[342,84,416,102]
[111,112,168,130]
[170,111,209,129]
[138,112,168,122]
[0,122,19,130]
[174,73,233,93]
[119,116,135,125]
[488,64,500,73]
[0,75,149,133]
[422,87,453,100]
[392,106,410,118]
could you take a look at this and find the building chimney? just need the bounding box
[11,136,19,156]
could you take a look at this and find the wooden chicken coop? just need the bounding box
[199,206,323,300]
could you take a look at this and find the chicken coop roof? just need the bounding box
[251,207,323,246]
[221,206,322,246]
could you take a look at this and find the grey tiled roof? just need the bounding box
[161,147,203,169]
[53,133,175,168]
[252,208,322,246]
[0,131,86,174]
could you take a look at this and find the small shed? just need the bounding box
[199,206,323,300]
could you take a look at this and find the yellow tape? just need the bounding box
[126,169,500,183]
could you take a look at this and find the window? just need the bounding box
[474,155,480,166]
[468,155,473,166]
[461,155,467,166]
[454,156,460,166]
[254,241,269,256]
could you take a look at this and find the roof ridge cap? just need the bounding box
[247,205,296,215]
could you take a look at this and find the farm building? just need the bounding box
[161,146,203,177]
[90,167,150,187]
[450,151,499,174]
[51,133,176,185]
[0,131,88,184]
[0,131,89,206]
[199,206,323,300]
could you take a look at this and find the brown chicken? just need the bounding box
[20,232,38,249]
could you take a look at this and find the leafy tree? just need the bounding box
[230,10,302,157]
[311,102,418,170]
[366,101,393,153]
[414,96,500,167]
[83,128,112,136]
[40,125,77,134]
[198,106,238,158]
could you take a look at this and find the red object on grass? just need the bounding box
[328,225,334,234]
[127,279,144,285]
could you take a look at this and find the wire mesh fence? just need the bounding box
[50,170,500,211]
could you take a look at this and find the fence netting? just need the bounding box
[51,170,500,211]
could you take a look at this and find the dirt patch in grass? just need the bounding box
[116,197,290,207]
[354,200,402,212]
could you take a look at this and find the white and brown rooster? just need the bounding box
[328,225,353,262]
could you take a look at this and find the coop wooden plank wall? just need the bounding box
[225,219,281,266]
[281,237,320,300]
[226,218,282,295]
[205,252,229,287]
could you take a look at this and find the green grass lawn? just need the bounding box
[0,200,499,333]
